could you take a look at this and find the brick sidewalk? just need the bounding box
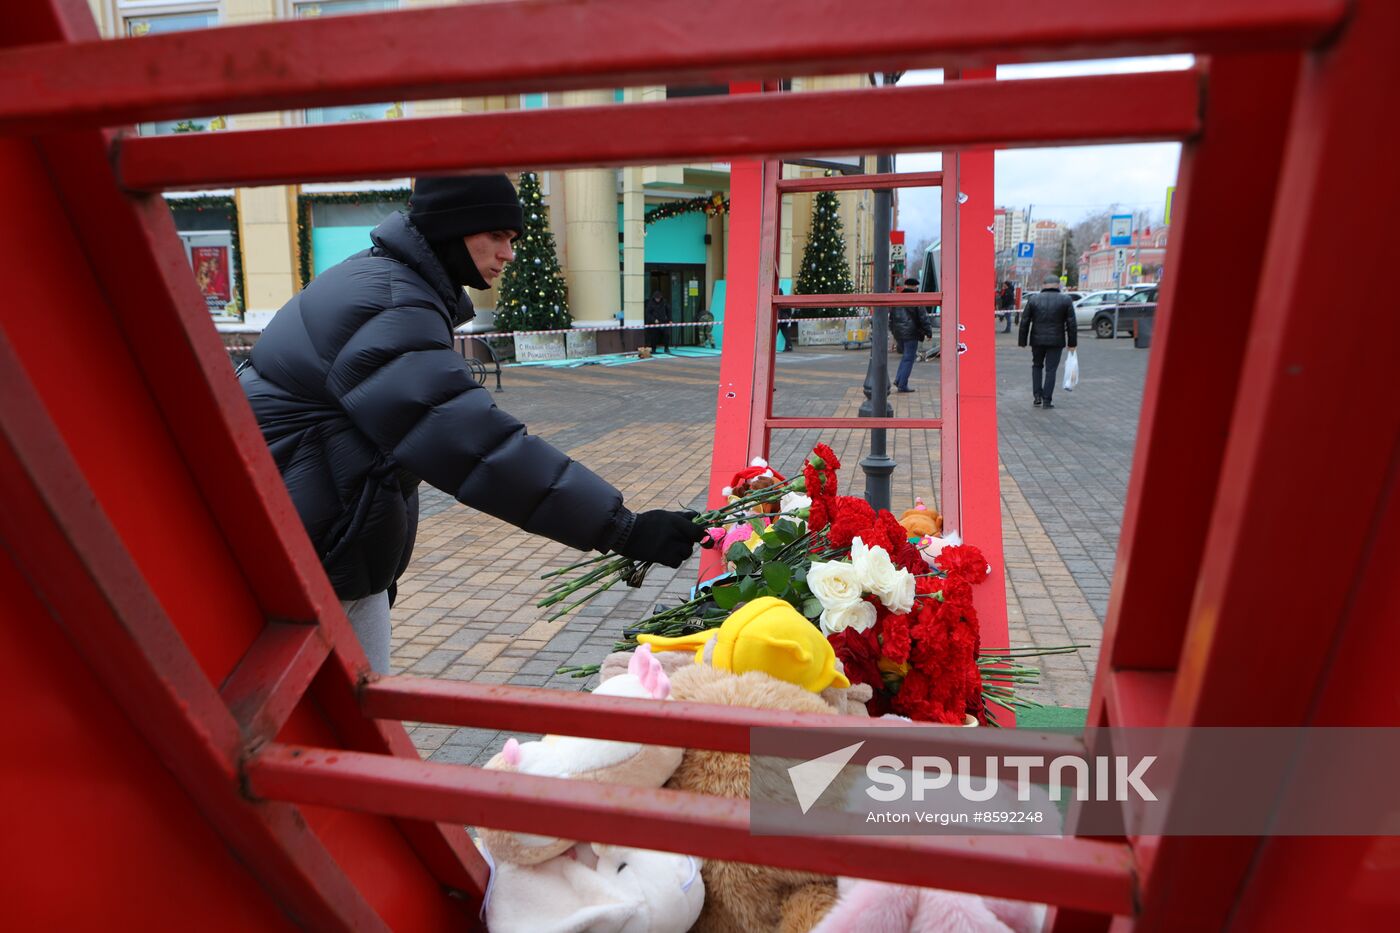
[391,335,1149,762]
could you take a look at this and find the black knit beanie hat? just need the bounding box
[409,174,524,241]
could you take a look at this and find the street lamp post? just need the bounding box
[859,148,896,510]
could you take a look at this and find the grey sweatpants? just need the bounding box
[341,591,392,674]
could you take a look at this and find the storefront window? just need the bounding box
[168,198,242,319]
[308,200,403,275]
[296,1,401,124]
[121,7,222,135]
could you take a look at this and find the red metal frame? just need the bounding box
[0,0,1344,134]
[116,75,1201,190]
[4,0,1395,928]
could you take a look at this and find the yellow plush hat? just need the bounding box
[638,597,850,693]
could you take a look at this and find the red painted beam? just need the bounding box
[1136,0,1400,926]
[116,74,1202,191]
[774,291,944,308]
[0,331,383,930]
[363,676,1080,759]
[766,417,944,431]
[946,68,1011,697]
[220,621,331,743]
[249,744,1137,916]
[0,0,1345,135]
[939,136,963,535]
[777,171,944,193]
[702,85,766,583]
[1094,55,1302,683]
[747,161,784,465]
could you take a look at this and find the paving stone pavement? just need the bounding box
[392,333,1149,762]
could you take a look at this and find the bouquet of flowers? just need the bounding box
[546,444,1078,725]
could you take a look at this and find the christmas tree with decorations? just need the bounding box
[494,172,570,333]
[794,181,855,319]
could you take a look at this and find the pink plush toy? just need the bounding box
[810,877,1044,933]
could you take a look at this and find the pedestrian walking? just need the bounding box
[891,278,934,393]
[996,280,1017,333]
[1017,274,1078,409]
[239,175,704,672]
[644,289,673,354]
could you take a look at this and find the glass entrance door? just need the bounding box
[647,264,706,346]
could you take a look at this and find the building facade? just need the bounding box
[1078,226,1170,290]
[89,0,875,342]
[993,206,1028,253]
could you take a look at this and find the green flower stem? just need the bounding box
[541,552,618,579]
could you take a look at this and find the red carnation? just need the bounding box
[827,496,877,548]
[827,627,883,694]
[935,544,990,581]
[878,612,912,665]
[812,443,840,472]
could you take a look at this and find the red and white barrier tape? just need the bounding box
[460,313,891,341]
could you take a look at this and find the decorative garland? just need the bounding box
[162,194,245,316]
[644,193,729,225]
[295,188,411,287]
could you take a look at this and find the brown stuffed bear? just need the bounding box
[665,664,844,933]
[898,496,943,539]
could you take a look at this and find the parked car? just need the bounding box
[1073,289,1130,328]
[1092,286,1158,338]
[1018,289,1083,312]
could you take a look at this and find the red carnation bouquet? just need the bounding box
[548,443,1076,724]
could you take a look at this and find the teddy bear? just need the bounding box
[625,598,883,932]
[897,497,943,540]
[721,458,788,514]
[662,663,843,933]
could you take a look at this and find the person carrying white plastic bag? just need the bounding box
[1063,349,1080,392]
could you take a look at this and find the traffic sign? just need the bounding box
[1164,186,1176,226]
[890,243,906,261]
[1110,214,1133,246]
[1129,263,1143,276]
[1015,241,1035,259]
[1114,248,1128,273]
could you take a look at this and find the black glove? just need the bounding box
[607,508,706,569]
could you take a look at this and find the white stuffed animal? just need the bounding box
[478,644,684,865]
[481,841,704,933]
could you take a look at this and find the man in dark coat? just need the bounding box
[644,289,672,354]
[890,278,934,393]
[240,175,704,671]
[996,280,1017,333]
[1017,275,1078,409]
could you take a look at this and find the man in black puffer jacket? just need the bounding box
[890,278,934,393]
[1017,275,1078,409]
[241,175,704,671]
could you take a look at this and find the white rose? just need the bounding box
[848,537,914,613]
[820,600,878,635]
[882,568,916,614]
[779,491,812,515]
[807,560,864,612]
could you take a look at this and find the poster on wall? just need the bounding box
[190,245,231,314]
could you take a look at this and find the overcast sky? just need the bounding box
[896,56,1194,247]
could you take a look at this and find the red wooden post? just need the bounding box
[944,68,1010,708]
[701,83,764,581]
